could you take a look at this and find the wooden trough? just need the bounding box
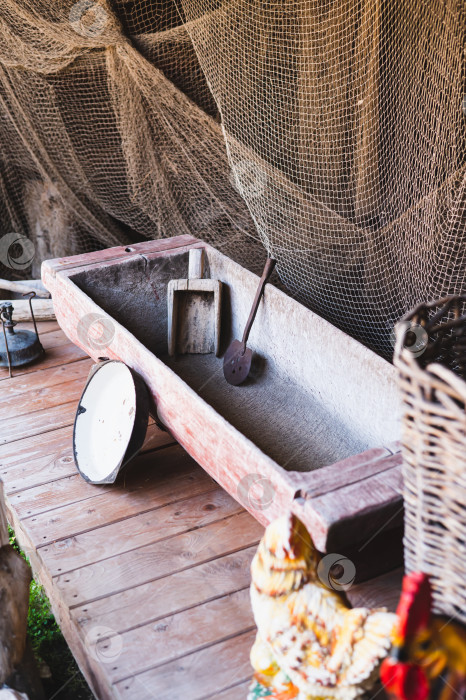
[42,234,403,579]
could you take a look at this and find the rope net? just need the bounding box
[0,0,464,355]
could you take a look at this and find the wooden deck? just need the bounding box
[0,321,401,700]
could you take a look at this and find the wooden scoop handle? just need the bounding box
[188,248,204,280]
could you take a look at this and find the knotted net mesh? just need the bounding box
[0,0,464,356]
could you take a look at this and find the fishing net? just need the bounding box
[0,0,464,356]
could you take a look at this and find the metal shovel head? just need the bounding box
[223,257,276,387]
[223,339,252,385]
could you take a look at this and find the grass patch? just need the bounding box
[9,526,94,699]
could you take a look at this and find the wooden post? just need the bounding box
[0,482,8,548]
[0,480,31,687]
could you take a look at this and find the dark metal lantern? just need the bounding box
[0,294,45,377]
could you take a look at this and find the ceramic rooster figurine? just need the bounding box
[248,513,396,699]
[381,571,466,700]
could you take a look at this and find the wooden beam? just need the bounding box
[0,480,31,685]
[0,299,55,322]
[0,280,49,299]
[0,481,8,547]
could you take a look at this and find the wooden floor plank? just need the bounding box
[55,512,263,608]
[1,424,174,495]
[107,589,253,683]
[8,472,110,518]
[114,629,256,700]
[72,547,256,636]
[348,568,403,612]
[19,452,214,545]
[20,321,60,335]
[0,341,87,380]
[140,423,175,452]
[0,422,173,470]
[9,445,210,520]
[0,401,78,444]
[38,328,77,351]
[0,375,87,420]
[212,680,253,700]
[0,358,92,404]
[2,448,76,494]
[0,424,75,465]
[38,487,242,574]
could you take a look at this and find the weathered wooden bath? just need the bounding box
[0,320,401,699]
[42,234,404,576]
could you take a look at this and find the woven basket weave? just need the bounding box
[394,294,466,624]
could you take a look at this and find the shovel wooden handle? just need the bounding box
[241,257,276,349]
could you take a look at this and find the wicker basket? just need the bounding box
[394,294,466,624]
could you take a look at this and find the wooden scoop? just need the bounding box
[223,257,276,385]
[167,248,222,356]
